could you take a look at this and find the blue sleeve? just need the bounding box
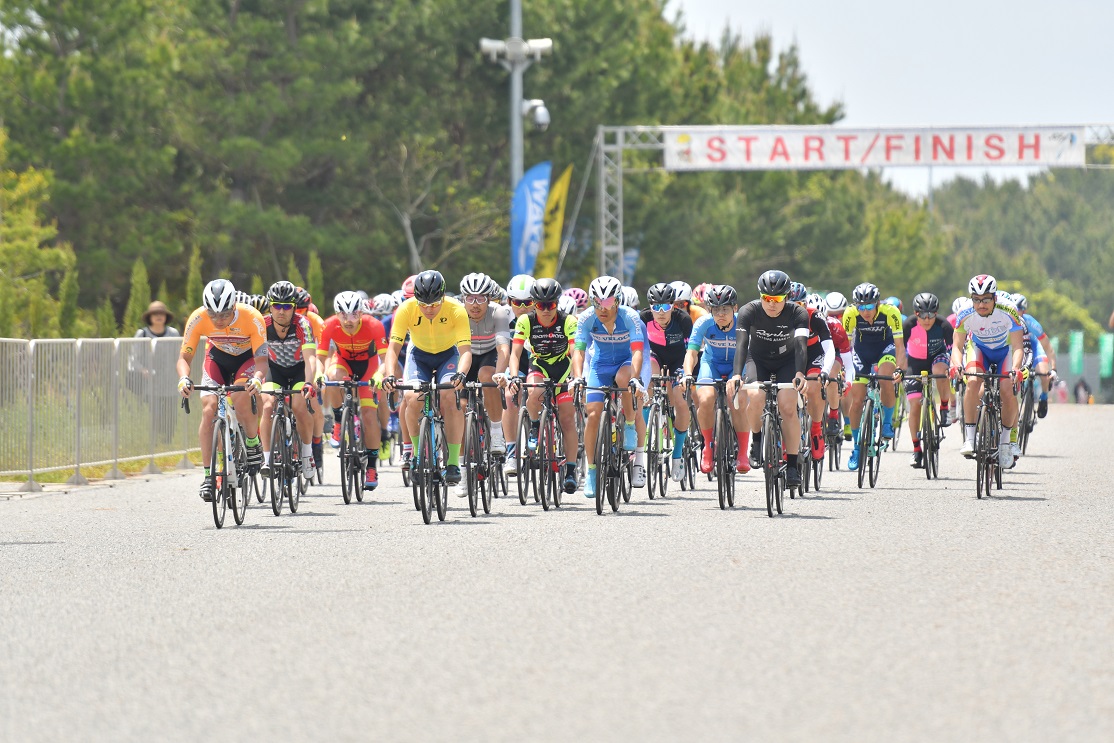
[575,309,596,349]
[623,307,644,344]
[1026,315,1044,338]
[688,315,709,351]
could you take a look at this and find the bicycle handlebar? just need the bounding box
[181,384,254,416]
[323,380,373,388]
[463,381,507,410]
[259,386,316,414]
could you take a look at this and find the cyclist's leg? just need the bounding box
[259,383,278,457]
[428,348,464,472]
[876,344,898,434]
[962,342,988,451]
[402,346,433,453]
[230,354,262,440]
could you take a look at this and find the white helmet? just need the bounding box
[391,289,405,306]
[620,286,639,308]
[806,293,827,313]
[203,279,237,314]
[670,280,693,303]
[506,274,535,301]
[825,291,847,313]
[952,297,968,315]
[968,274,997,296]
[589,276,623,303]
[557,295,577,315]
[372,293,397,316]
[333,291,363,315]
[460,272,495,297]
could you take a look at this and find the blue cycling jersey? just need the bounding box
[574,306,644,366]
[1020,314,1044,352]
[687,314,737,367]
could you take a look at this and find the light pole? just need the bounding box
[480,0,553,189]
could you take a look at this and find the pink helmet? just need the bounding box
[562,287,588,311]
[693,282,713,305]
[401,275,417,300]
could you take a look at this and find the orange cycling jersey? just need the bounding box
[181,304,267,358]
[688,304,709,325]
[317,314,388,362]
[300,309,325,345]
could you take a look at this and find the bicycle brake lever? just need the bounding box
[181,397,190,415]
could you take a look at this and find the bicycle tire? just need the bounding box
[339,406,354,505]
[269,414,285,517]
[647,405,660,500]
[762,413,777,517]
[516,408,531,506]
[1018,381,1035,456]
[230,427,249,526]
[857,399,872,489]
[659,415,673,498]
[463,412,480,517]
[975,405,992,499]
[418,416,433,523]
[537,408,553,512]
[725,411,737,508]
[922,404,937,481]
[714,407,728,510]
[594,408,610,515]
[868,404,882,489]
[351,411,366,504]
[434,420,448,522]
[210,422,227,528]
[552,417,565,509]
[614,412,628,510]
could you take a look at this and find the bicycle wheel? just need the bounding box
[1018,382,1035,455]
[868,405,882,489]
[658,416,673,498]
[463,412,480,518]
[922,405,937,481]
[417,417,434,523]
[595,410,611,515]
[434,420,449,522]
[551,418,564,509]
[857,399,873,489]
[812,453,823,491]
[892,391,906,450]
[616,412,630,508]
[647,405,661,500]
[536,409,553,512]
[210,423,228,528]
[516,409,531,506]
[267,414,284,516]
[230,431,249,526]
[975,407,992,499]
[339,407,355,505]
[714,408,729,510]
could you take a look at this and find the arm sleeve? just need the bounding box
[574,310,593,351]
[181,309,205,356]
[841,351,855,385]
[732,328,750,378]
[794,335,808,376]
[316,320,335,357]
[625,309,644,351]
[495,307,514,346]
[820,338,835,375]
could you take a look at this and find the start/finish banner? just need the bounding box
[662,126,1086,171]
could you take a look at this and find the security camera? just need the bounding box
[533,104,550,132]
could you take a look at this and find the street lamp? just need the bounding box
[480,0,553,189]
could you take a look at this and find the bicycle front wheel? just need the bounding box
[269,414,285,517]
[210,422,228,528]
[868,405,882,489]
[714,408,730,510]
[594,410,611,515]
[857,399,872,489]
[516,409,531,506]
[339,407,355,505]
[537,409,555,512]
[647,406,661,500]
[417,417,434,523]
[463,412,480,518]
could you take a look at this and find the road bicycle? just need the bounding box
[891,383,909,450]
[260,386,314,516]
[1016,369,1049,456]
[741,380,798,518]
[798,374,829,493]
[645,374,678,500]
[183,384,258,528]
[968,369,1012,499]
[515,378,571,511]
[911,371,949,481]
[323,379,372,505]
[394,380,456,523]
[855,373,898,489]
[688,378,738,511]
[460,381,505,517]
[576,382,636,515]
[678,388,702,492]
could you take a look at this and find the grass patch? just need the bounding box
[1,451,204,484]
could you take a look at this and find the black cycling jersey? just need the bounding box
[732,300,810,376]
[513,310,577,363]
[640,308,693,371]
[903,315,953,361]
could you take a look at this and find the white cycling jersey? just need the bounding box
[954,292,1022,350]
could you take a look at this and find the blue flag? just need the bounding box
[510,161,552,277]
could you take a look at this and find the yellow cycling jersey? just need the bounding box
[842,303,904,344]
[389,297,471,354]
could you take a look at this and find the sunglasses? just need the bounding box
[271,302,295,311]
[856,303,876,311]
[650,303,673,313]
[761,294,787,304]
[338,312,361,322]
[535,301,557,311]
[416,299,443,308]
[915,311,936,319]
[206,309,234,321]
[592,297,617,310]
[463,295,488,305]
[509,299,533,308]
[972,296,995,305]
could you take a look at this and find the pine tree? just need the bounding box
[58,269,79,337]
[122,257,151,334]
[155,279,170,307]
[185,245,203,319]
[286,255,305,289]
[307,251,324,308]
[96,297,117,338]
[0,284,12,337]
[250,274,264,296]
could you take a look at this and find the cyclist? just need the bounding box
[503,278,580,493]
[562,287,589,313]
[294,286,327,475]
[177,279,269,502]
[825,291,848,319]
[641,282,693,481]
[370,292,399,459]
[789,284,836,462]
[557,294,578,316]
[808,293,853,442]
[903,292,954,468]
[1011,293,1058,419]
[619,285,652,487]
[259,281,318,477]
[683,284,751,474]
[842,282,908,471]
[571,276,644,500]
[825,290,855,440]
[501,274,535,476]
[883,296,907,323]
[316,291,389,490]
[459,272,513,455]
[377,270,471,485]
[729,270,810,487]
[951,275,1026,469]
[692,282,712,310]
[670,281,709,325]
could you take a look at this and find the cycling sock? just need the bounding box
[366,448,378,463]
[635,450,646,467]
[490,421,503,438]
[843,413,851,426]
[828,408,839,419]
[447,443,460,466]
[999,427,1010,446]
[811,420,822,436]
[701,429,713,450]
[565,463,576,477]
[672,429,687,458]
[332,407,343,422]
[851,428,860,445]
[403,443,413,456]
[301,442,312,456]
[312,436,322,445]
[965,424,975,442]
[736,431,749,453]
[752,430,763,451]
[1009,427,1018,444]
[246,435,260,448]
[410,436,420,449]
[1039,391,1048,401]
[263,451,271,465]
[882,405,894,427]
[204,467,211,477]
[641,406,651,423]
[380,428,389,441]
[912,436,921,452]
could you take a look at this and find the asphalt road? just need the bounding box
[2,406,1112,742]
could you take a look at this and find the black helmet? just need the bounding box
[705,284,738,308]
[267,280,297,303]
[413,270,446,303]
[294,286,311,310]
[912,292,939,314]
[852,282,881,305]
[646,282,676,304]
[531,278,563,303]
[757,270,791,296]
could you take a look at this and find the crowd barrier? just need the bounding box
[0,337,196,491]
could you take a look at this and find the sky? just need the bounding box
[671,0,1114,196]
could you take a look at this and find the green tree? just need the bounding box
[96,297,117,338]
[250,274,264,296]
[286,255,305,289]
[122,258,152,335]
[184,245,203,319]
[58,269,79,337]
[307,251,324,307]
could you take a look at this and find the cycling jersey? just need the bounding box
[1020,314,1046,353]
[842,304,904,352]
[954,294,1022,350]
[390,297,471,354]
[734,300,810,367]
[265,314,316,368]
[825,315,851,355]
[468,303,515,354]
[182,304,268,360]
[317,315,388,363]
[687,314,737,367]
[687,303,709,325]
[379,312,394,342]
[514,311,577,363]
[574,306,645,366]
[903,316,953,362]
[641,308,692,373]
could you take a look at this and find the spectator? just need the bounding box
[1074,378,1093,405]
[136,301,180,339]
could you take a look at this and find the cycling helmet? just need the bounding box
[704,284,738,308]
[788,281,808,303]
[563,287,588,310]
[692,282,712,305]
[294,286,312,310]
[557,295,577,315]
[391,289,405,306]
[968,274,997,296]
[372,293,397,316]
[267,280,298,304]
[646,283,676,305]
[806,293,827,313]
[460,272,495,297]
[912,292,939,314]
[1011,293,1028,314]
[401,274,417,300]
[825,291,848,313]
[620,286,640,308]
[756,270,791,297]
[489,284,506,302]
[203,279,238,313]
[412,270,446,303]
[355,290,369,302]
[233,290,251,305]
[246,294,271,313]
[670,281,693,303]
[588,276,623,303]
[883,296,903,310]
[852,282,881,305]
[334,291,363,316]
[952,297,967,315]
[531,278,563,303]
[506,274,535,301]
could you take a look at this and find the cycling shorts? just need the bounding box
[267,363,306,392]
[527,358,574,404]
[903,356,946,400]
[465,348,498,383]
[966,340,1014,374]
[201,350,258,396]
[806,350,827,378]
[697,355,734,384]
[650,350,686,378]
[330,357,376,407]
[405,346,460,385]
[853,343,897,382]
[747,357,798,385]
[586,360,632,404]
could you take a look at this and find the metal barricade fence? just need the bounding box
[0,336,199,491]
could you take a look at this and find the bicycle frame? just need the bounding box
[741,380,797,517]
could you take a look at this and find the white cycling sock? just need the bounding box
[635,450,646,467]
[263,451,271,465]
[302,442,312,456]
[490,422,503,438]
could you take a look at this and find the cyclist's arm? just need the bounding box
[684,348,699,378]
[495,342,510,374]
[177,310,205,379]
[793,335,808,377]
[731,329,749,378]
[893,336,908,372]
[377,340,404,381]
[820,338,835,376]
[456,343,473,378]
[951,323,967,370]
[1037,333,1057,371]
[840,351,855,386]
[1009,328,1025,374]
[571,347,585,379]
[507,342,524,378]
[628,313,644,381]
